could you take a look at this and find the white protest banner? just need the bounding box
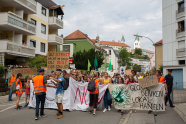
[109,83,165,111]
[29,78,108,111]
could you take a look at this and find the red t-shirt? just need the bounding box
[126,80,137,85]
[25,82,30,95]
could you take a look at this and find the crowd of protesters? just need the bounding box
[7,68,175,120]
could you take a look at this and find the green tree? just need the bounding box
[143,55,150,60]
[134,48,142,55]
[73,48,104,70]
[159,65,163,73]
[119,47,131,68]
[26,56,47,70]
[132,64,141,72]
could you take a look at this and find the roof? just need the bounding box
[142,49,154,54]
[154,40,162,45]
[99,41,130,48]
[64,30,89,40]
[36,0,56,8]
[91,39,97,44]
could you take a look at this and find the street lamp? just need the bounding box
[134,34,154,44]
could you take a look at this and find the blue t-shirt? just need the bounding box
[56,77,65,95]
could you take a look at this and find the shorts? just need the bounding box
[55,94,63,103]
[89,94,98,109]
[25,94,30,98]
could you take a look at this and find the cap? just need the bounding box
[39,69,45,73]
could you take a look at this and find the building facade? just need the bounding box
[0,0,64,66]
[131,58,150,73]
[154,40,163,70]
[163,0,186,89]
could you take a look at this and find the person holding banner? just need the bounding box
[50,69,65,119]
[89,73,99,116]
[33,69,57,120]
[102,72,112,113]
[15,73,23,110]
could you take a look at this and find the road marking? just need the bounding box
[0,101,24,113]
[122,110,132,124]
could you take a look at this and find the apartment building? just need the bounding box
[162,0,186,89]
[0,0,64,66]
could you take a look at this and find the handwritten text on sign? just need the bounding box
[138,75,159,88]
[47,52,70,70]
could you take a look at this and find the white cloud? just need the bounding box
[54,0,162,50]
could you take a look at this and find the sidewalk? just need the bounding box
[174,103,186,123]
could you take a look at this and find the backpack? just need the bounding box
[62,78,69,90]
[87,80,95,92]
[10,81,16,93]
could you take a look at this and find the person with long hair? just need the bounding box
[102,72,112,112]
[15,73,23,109]
[89,73,99,116]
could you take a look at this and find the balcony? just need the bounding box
[48,17,63,29]
[176,30,186,38]
[0,12,36,35]
[0,0,36,14]
[176,48,186,57]
[176,8,185,19]
[0,40,35,58]
[48,34,63,45]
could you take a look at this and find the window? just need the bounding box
[41,24,46,34]
[63,45,70,52]
[30,18,36,25]
[179,60,185,65]
[178,20,185,32]
[30,40,36,48]
[109,50,111,55]
[178,40,185,49]
[42,7,46,16]
[40,43,45,52]
[178,1,184,13]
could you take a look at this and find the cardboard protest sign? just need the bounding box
[109,83,165,111]
[125,69,132,76]
[11,68,37,76]
[47,52,70,71]
[138,75,159,88]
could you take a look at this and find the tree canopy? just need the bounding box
[134,48,142,55]
[119,47,131,69]
[26,56,47,70]
[132,64,141,72]
[73,48,104,70]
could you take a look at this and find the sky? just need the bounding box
[54,0,162,51]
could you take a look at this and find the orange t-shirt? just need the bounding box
[90,79,99,94]
[158,76,166,84]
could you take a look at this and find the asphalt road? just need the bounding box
[0,94,185,124]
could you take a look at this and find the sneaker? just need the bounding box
[93,113,96,117]
[56,112,61,116]
[170,105,175,108]
[40,114,47,118]
[24,104,28,108]
[89,110,93,114]
[108,106,111,111]
[103,108,107,113]
[35,116,39,120]
[57,114,63,119]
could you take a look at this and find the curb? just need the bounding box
[174,105,186,123]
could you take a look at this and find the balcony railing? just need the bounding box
[176,8,185,19]
[176,48,186,57]
[48,17,63,29]
[176,29,186,38]
[15,0,37,13]
[0,40,35,57]
[0,12,36,35]
[48,34,63,45]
